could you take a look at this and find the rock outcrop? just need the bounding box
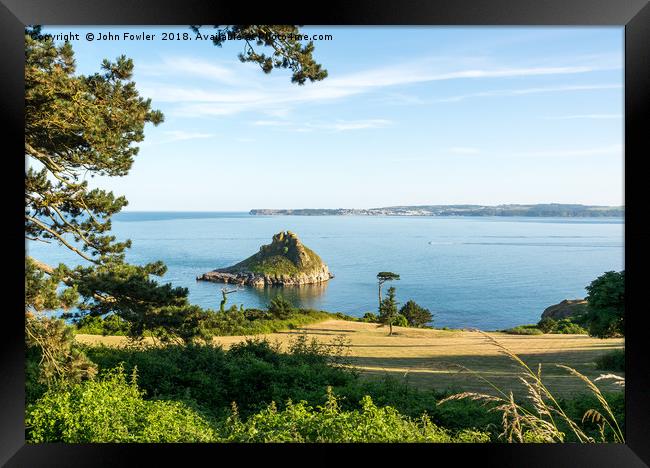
[541,299,588,320]
[197,231,334,287]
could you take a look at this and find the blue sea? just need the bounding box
[27,212,624,330]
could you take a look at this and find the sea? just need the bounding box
[26,212,625,330]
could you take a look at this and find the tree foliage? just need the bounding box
[400,300,434,328]
[190,25,327,84]
[25,24,327,346]
[377,271,400,308]
[268,295,296,319]
[584,270,624,338]
[379,287,399,336]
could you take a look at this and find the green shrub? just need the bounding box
[594,349,625,372]
[83,336,355,419]
[393,314,409,328]
[399,300,434,327]
[537,317,557,333]
[361,312,378,323]
[552,318,587,334]
[537,317,587,335]
[219,389,490,443]
[26,365,216,443]
[75,314,131,336]
[502,324,543,335]
[267,295,296,319]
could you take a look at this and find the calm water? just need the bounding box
[27,212,624,330]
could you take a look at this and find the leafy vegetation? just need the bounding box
[25,25,329,356]
[376,271,400,308]
[400,300,434,327]
[26,365,217,443]
[378,286,400,336]
[594,349,625,372]
[502,324,544,335]
[219,389,490,443]
[81,336,354,419]
[583,270,624,338]
[73,304,352,338]
[26,331,624,443]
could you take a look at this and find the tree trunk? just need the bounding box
[388,321,393,336]
[378,281,383,309]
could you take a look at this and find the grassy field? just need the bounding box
[76,319,624,396]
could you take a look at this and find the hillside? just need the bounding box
[197,231,334,286]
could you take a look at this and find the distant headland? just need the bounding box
[197,231,334,287]
[250,204,624,218]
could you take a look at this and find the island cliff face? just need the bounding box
[197,231,334,287]
[541,299,588,320]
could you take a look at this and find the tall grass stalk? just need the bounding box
[437,330,625,443]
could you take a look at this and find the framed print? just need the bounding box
[2,0,649,466]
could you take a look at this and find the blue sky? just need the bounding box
[40,26,624,211]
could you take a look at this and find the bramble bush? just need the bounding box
[26,365,216,443]
[219,388,490,443]
[83,336,355,418]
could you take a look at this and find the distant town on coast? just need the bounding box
[250,203,624,217]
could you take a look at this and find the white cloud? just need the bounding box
[160,130,216,142]
[252,119,392,132]
[138,56,243,85]
[137,53,622,118]
[544,114,622,120]
[437,84,622,103]
[518,144,622,157]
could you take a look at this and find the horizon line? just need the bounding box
[120,202,625,213]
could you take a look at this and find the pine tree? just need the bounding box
[379,287,399,336]
[25,25,327,350]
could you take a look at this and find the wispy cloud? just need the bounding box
[160,130,216,142]
[387,144,622,162]
[518,144,622,157]
[137,56,243,85]
[138,53,621,118]
[253,118,392,132]
[544,113,622,120]
[437,84,622,103]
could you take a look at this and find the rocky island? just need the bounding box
[197,231,334,287]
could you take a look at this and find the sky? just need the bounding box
[40,26,624,211]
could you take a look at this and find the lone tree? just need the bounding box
[377,272,400,307]
[24,25,327,375]
[379,287,399,336]
[400,300,434,328]
[583,270,624,338]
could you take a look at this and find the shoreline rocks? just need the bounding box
[196,267,334,287]
[196,231,334,288]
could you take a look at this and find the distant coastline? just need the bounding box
[250,204,624,218]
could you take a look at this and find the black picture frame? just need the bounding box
[2,0,648,466]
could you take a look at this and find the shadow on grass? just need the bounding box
[344,348,625,396]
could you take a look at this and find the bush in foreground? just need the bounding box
[83,336,355,419]
[26,365,490,443]
[220,389,490,443]
[26,365,216,443]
